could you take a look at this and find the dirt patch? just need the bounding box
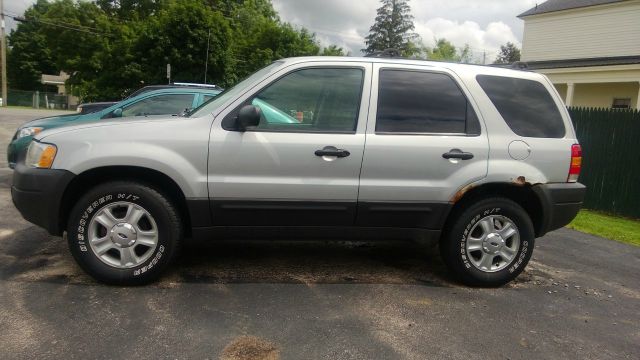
[221,336,279,360]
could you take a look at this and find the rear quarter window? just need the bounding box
[476,75,566,138]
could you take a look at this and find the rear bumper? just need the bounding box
[11,163,75,236]
[533,182,586,236]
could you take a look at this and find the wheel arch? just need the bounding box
[59,166,193,237]
[447,182,546,237]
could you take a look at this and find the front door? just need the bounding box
[357,64,489,229]
[209,63,372,226]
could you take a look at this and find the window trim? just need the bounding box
[222,66,366,134]
[374,68,482,137]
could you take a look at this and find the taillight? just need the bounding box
[568,144,582,182]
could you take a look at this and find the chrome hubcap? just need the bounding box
[88,201,158,269]
[466,215,520,272]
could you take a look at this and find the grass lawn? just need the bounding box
[568,210,640,247]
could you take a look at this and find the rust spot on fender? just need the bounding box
[514,176,527,185]
[452,184,475,203]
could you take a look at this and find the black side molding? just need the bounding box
[356,201,452,229]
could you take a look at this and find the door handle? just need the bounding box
[442,149,474,160]
[315,147,350,158]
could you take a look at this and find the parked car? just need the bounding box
[76,102,118,115]
[125,82,223,99]
[11,57,585,286]
[7,87,221,168]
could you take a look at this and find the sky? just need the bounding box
[4,0,540,63]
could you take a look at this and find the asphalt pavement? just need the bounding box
[0,108,638,359]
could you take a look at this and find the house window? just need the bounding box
[612,98,631,109]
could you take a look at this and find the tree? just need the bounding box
[7,0,340,101]
[425,38,472,63]
[320,45,345,56]
[6,0,57,90]
[494,42,521,64]
[363,0,419,56]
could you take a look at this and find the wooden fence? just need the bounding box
[568,107,640,219]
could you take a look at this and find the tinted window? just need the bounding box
[202,95,216,103]
[246,68,363,133]
[121,94,194,117]
[477,75,565,138]
[376,70,479,134]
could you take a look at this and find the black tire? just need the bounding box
[440,197,535,287]
[67,181,182,285]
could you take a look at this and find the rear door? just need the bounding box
[357,64,489,229]
[208,62,372,226]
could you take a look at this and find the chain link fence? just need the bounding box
[4,89,70,109]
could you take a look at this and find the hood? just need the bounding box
[35,115,180,140]
[19,113,87,129]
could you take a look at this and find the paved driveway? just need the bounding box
[0,108,638,359]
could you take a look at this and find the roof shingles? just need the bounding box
[518,0,627,17]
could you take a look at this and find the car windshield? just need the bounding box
[188,61,283,118]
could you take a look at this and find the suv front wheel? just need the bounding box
[67,181,182,285]
[441,198,535,287]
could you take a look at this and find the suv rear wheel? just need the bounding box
[440,198,535,287]
[67,181,181,285]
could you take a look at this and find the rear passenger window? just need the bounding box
[476,75,565,138]
[376,70,480,135]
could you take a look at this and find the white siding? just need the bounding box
[521,1,640,61]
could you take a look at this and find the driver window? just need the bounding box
[121,94,194,117]
[250,68,363,133]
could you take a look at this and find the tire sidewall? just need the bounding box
[67,183,179,285]
[446,199,535,286]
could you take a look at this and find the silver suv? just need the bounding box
[11,57,586,286]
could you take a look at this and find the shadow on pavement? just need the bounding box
[1,223,458,287]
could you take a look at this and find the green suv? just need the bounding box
[7,87,221,168]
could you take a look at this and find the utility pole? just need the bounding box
[1,0,8,107]
[482,51,486,65]
[204,29,210,84]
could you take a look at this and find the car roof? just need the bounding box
[278,56,545,81]
[126,84,223,99]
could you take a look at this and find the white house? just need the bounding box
[519,0,640,109]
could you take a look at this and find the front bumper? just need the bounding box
[11,162,75,236]
[533,182,586,236]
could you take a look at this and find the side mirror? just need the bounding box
[112,108,123,118]
[237,105,261,131]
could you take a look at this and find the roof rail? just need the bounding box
[510,62,529,70]
[171,82,222,89]
[365,48,403,58]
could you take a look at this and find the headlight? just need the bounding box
[17,127,44,139]
[26,142,57,169]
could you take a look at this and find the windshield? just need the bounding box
[188,62,284,118]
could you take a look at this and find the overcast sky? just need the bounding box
[5,0,539,62]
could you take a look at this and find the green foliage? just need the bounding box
[320,45,346,56]
[494,42,521,64]
[364,0,419,56]
[424,38,472,63]
[6,0,57,90]
[7,0,334,101]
